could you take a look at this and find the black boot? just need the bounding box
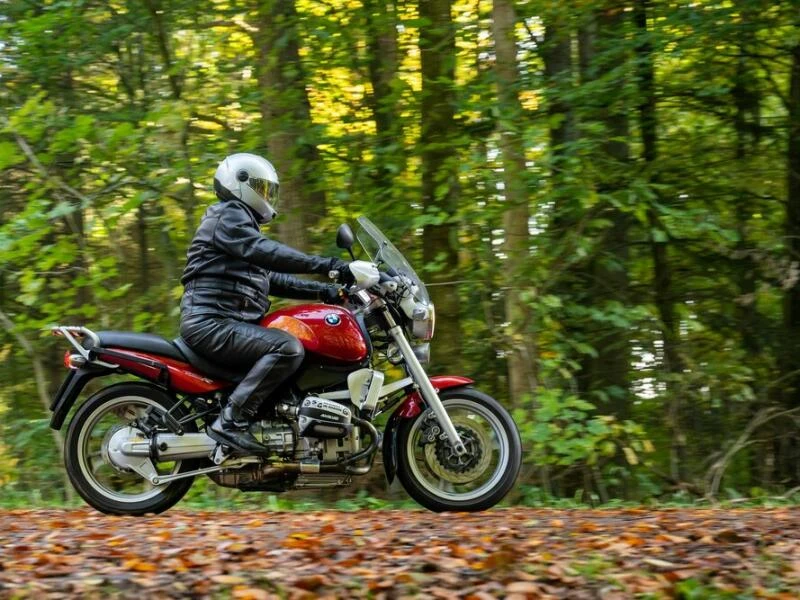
[209,405,269,456]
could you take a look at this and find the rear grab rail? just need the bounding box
[51,325,119,369]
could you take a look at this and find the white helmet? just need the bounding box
[214,153,280,223]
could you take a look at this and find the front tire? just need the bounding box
[64,382,198,515]
[395,387,521,512]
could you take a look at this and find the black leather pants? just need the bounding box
[180,315,305,417]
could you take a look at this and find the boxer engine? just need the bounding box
[208,396,362,490]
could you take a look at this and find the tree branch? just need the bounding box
[13,133,90,205]
[0,309,73,501]
[705,406,800,499]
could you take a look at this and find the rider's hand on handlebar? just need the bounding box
[322,285,347,305]
[328,258,355,286]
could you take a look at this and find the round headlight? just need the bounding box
[410,303,435,341]
[413,343,431,365]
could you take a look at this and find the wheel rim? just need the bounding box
[76,396,180,503]
[406,397,510,502]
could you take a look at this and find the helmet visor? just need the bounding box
[249,177,280,209]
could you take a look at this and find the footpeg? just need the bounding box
[212,444,232,465]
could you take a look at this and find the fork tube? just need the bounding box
[387,325,466,455]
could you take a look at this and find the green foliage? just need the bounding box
[514,389,654,499]
[0,0,799,506]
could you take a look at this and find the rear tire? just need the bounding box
[395,387,521,512]
[64,382,198,515]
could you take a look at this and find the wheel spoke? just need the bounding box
[406,398,511,503]
[77,396,182,504]
[89,452,106,475]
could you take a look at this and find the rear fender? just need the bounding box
[49,366,113,430]
[382,375,473,484]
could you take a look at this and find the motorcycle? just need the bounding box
[48,217,522,515]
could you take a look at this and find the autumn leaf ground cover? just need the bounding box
[0,508,798,599]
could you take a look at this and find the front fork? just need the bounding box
[388,325,467,456]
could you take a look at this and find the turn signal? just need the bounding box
[63,351,86,369]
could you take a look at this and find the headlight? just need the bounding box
[413,343,431,365]
[410,303,435,341]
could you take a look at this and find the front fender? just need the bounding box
[382,375,473,484]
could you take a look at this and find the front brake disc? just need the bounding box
[423,418,492,485]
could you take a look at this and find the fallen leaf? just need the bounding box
[714,529,747,543]
[211,574,248,585]
[122,559,158,572]
[642,558,681,570]
[506,581,541,594]
[233,588,272,600]
[294,574,327,591]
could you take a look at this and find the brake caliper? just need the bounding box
[417,410,442,446]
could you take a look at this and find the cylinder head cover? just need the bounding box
[297,396,352,439]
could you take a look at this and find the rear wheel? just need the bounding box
[396,387,521,512]
[64,382,198,515]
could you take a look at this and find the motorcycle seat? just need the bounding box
[91,331,186,362]
[172,337,246,383]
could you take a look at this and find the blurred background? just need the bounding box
[1,0,799,507]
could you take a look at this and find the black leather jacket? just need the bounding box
[180,200,338,322]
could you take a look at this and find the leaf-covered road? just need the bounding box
[1,508,798,599]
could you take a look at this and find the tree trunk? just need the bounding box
[732,48,761,356]
[780,43,800,486]
[254,0,325,252]
[364,0,402,201]
[783,43,800,408]
[634,0,685,478]
[493,0,536,403]
[730,21,765,488]
[545,15,594,411]
[419,0,461,372]
[143,2,196,242]
[143,0,182,100]
[584,7,631,420]
[543,21,575,172]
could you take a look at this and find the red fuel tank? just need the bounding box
[259,304,368,363]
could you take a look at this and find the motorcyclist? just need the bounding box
[179,152,350,455]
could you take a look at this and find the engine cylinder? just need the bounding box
[297,396,352,439]
[249,420,296,455]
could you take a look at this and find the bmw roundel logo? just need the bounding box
[325,313,342,326]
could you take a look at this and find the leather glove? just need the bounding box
[321,285,346,305]
[328,258,355,286]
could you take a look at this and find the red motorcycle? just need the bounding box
[49,217,521,515]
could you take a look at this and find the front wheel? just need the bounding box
[395,387,522,512]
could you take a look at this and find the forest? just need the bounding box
[1,0,800,506]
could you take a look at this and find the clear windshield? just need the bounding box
[356,216,430,303]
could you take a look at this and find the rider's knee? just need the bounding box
[280,336,305,363]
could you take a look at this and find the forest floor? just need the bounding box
[0,508,798,599]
